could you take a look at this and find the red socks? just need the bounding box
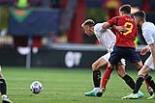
[101,67,113,90]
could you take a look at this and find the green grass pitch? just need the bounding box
[1,67,155,103]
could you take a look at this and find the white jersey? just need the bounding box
[142,22,155,70]
[94,23,116,52]
[142,22,155,45]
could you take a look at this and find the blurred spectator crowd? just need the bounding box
[0,0,155,48]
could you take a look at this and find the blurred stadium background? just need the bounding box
[0,0,155,103]
[0,0,154,68]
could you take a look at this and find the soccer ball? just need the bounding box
[30,81,43,94]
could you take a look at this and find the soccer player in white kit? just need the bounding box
[123,11,155,99]
[81,19,137,97]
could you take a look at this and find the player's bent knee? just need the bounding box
[117,70,126,77]
[92,63,97,71]
[138,69,144,76]
[92,59,103,71]
[135,61,143,70]
[116,65,126,77]
[118,73,126,78]
[138,67,148,77]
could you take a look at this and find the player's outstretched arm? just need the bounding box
[102,22,111,29]
[102,17,124,31]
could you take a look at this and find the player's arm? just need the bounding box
[102,17,127,32]
[102,22,111,29]
[102,17,118,29]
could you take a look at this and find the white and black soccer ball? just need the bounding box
[30,81,43,94]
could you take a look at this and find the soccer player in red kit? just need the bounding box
[102,4,154,98]
[81,20,136,97]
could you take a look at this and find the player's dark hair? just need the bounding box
[133,11,146,20]
[81,19,95,27]
[119,4,131,14]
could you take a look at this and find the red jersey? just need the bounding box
[108,15,137,48]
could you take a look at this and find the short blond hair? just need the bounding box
[81,19,95,27]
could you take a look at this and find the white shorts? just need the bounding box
[144,55,155,70]
[101,52,126,66]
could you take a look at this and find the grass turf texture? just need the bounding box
[1,67,155,103]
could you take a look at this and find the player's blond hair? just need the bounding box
[81,19,95,27]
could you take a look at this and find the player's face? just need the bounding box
[82,25,94,36]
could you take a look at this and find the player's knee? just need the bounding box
[136,62,143,70]
[107,62,112,68]
[92,62,101,71]
[116,65,126,77]
[92,63,97,71]
[138,70,145,77]
[117,70,126,77]
[138,65,149,76]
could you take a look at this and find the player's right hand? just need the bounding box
[114,26,127,32]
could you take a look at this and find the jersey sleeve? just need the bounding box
[143,29,154,45]
[107,17,118,26]
[94,23,106,34]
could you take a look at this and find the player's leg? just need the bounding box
[100,53,113,90]
[85,54,109,97]
[0,66,12,103]
[109,47,122,68]
[100,66,112,90]
[123,55,155,99]
[133,61,143,71]
[145,74,155,99]
[131,65,149,94]
[133,56,155,99]
[123,65,153,99]
[127,49,153,96]
[92,56,107,89]
[133,60,154,96]
[135,61,153,96]
[120,49,145,99]
[116,62,136,90]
